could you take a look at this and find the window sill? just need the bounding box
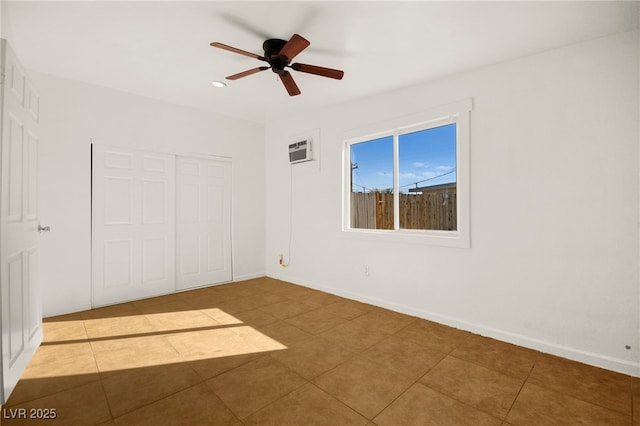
[341,228,470,248]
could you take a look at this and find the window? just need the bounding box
[350,136,394,229]
[343,99,472,247]
[398,124,457,231]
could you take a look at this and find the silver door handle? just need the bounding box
[38,224,50,233]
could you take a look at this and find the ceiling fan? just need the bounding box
[210,34,344,96]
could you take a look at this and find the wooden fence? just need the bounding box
[350,192,378,229]
[351,186,457,231]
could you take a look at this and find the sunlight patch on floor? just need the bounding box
[31,309,287,378]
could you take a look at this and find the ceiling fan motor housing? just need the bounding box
[263,39,289,74]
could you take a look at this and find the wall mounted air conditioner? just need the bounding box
[288,139,312,164]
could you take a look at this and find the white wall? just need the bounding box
[33,72,265,317]
[265,31,640,376]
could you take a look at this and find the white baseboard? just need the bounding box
[268,272,640,377]
[44,302,92,319]
[233,271,267,283]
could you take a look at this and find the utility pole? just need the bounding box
[351,162,358,193]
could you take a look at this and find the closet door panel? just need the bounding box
[176,157,231,290]
[92,145,175,306]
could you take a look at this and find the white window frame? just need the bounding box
[342,98,472,248]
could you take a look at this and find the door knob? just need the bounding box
[38,224,50,233]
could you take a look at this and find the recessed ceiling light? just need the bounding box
[211,81,227,88]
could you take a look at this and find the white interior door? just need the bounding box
[92,145,175,306]
[176,157,232,290]
[0,40,43,404]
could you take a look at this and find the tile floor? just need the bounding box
[1,277,637,425]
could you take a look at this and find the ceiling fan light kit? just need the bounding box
[210,33,344,96]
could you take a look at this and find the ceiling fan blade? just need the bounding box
[210,42,266,61]
[218,13,272,40]
[278,34,310,61]
[291,63,344,80]
[279,71,301,96]
[226,67,269,80]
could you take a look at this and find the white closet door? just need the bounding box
[176,157,232,290]
[0,40,43,403]
[92,145,175,306]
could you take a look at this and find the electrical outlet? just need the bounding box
[363,265,370,276]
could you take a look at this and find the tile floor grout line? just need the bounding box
[206,357,310,424]
[192,353,265,383]
[520,356,635,421]
[444,350,535,383]
[528,354,635,417]
[237,382,310,423]
[82,315,119,422]
[108,379,232,424]
[366,372,424,423]
[313,331,444,422]
[203,378,246,425]
[308,381,372,425]
[391,318,418,336]
[96,371,116,422]
[269,340,347,378]
[2,376,104,409]
[523,375,634,420]
[304,381,376,423]
[162,329,214,387]
[275,331,402,420]
[419,381,506,423]
[502,352,537,422]
[417,352,519,422]
[303,341,363,384]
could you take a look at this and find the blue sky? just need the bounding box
[350,123,456,193]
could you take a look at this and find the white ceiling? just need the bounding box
[3,1,639,124]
